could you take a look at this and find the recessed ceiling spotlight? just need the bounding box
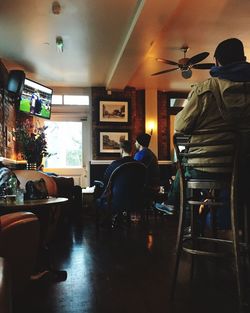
[52,1,61,15]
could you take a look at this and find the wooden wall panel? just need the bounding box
[157,91,167,160]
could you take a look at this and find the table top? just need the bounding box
[0,196,68,210]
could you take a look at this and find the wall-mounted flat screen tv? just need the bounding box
[19,78,53,119]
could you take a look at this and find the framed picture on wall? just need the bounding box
[5,126,13,148]
[167,92,189,115]
[166,92,189,160]
[169,97,188,108]
[99,100,129,123]
[98,130,130,155]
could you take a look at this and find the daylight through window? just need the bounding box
[44,121,82,168]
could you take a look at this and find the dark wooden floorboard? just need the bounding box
[13,211,249,313]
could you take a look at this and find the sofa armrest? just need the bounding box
[0,257,12,313]
[51,176,74,199]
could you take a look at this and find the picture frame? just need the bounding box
[167,91,189,115]
[99,100,129,123]
[97,130,130,156]
[5,126,13,148]
[169,97,188,108]
[166,92,189,160]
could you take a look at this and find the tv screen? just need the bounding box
[19,78,53,119]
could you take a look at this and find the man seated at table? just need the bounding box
[95,140,135,209]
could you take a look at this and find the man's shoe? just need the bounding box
[154,202,175,215]
[183,226,191,240]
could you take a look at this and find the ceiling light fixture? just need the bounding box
[56,36,64,53]
[181,69,192,79]
[52,1,61,15]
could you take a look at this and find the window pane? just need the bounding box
[52,95,63,105]
[44,121,82,168]
[64,95,89,105]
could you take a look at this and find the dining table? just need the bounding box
[0,196,68,211]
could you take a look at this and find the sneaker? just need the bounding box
[183,226,191,239]
[154,202,175,215]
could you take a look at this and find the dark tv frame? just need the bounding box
[19,78,53,120]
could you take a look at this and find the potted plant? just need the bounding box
[14,119,50,169]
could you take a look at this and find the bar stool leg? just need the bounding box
[190,189,199,281]
[231,187,246,310]
[170,185,186,300]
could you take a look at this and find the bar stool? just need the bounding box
[170,129,249,311]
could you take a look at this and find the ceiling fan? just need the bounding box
[151,47,215,79]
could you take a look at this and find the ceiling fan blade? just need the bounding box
[151,67,179,76]
[156,58,179,66]
[192,63,215,69]
[187,52,209,65]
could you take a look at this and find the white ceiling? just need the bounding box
[1,0,250,92]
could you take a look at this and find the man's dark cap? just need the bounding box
[136,133,151,147]
[214,38,245,66]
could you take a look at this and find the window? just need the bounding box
[51,95,89,106]
[44,121,82,168]
[52,95,63,105]
[64,95,89,105]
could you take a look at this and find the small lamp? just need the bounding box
[147,121,155,136]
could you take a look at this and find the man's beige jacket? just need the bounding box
[175,77,250,171]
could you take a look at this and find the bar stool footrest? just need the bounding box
[182,246,227,257]
[188,200,224,206]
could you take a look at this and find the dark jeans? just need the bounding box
[167,167,231,230]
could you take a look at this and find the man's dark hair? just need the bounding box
[136,133,151,147]
[214,38,246,66]
[120,140,132,154]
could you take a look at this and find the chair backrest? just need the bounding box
[0,212,40,295]
[174,129,239,174]
[173,130,240,204]
[105,161,147,213]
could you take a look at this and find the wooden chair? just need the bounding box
[170,129,250,310]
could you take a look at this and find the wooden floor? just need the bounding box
[13,208,249,313]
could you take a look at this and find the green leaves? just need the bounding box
[13,119,50,164]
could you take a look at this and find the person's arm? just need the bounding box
[174,87,202,134]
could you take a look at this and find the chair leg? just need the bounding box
[95,205,100,231]
[243,203,250,271]
[170,202,185,300]
[190,205,196,282]
[231,191,246,310]
[190,191,198,281]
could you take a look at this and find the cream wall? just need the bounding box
[145,89,158,157]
